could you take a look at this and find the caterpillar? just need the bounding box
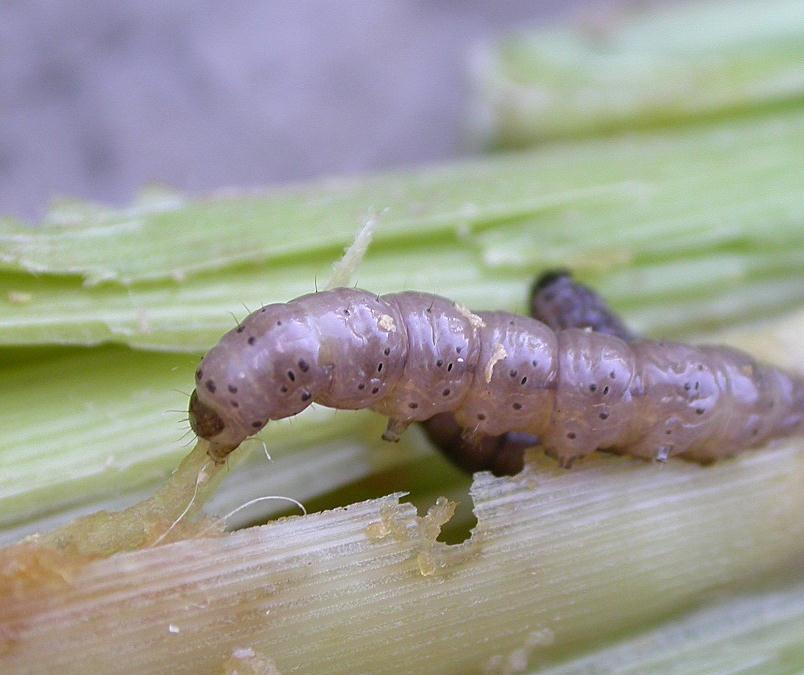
[189,275,804,468]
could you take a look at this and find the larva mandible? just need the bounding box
[189,277,804,468]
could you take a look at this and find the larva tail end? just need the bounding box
[420,414,534,476]
[532,268,573,293]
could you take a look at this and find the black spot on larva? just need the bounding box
[301,391,312,402]
[298,359,309,372]
[230,400,239,408]
[287,370,296,381]
[260,307,267,312]
[436,359,444,367]
[384,347,391,356]
[602,385,610,395]
[698,364,704,371]
[408,402,418,409]
[599,411,609,420]
[442,388,451,396]
[377,362,383,372]
[509,369,518,378]
[521,376,528,385]
[252,421,262,428]
[684,382,692,391]
[477,413,486,421]
[371,387,380,394]
[696,407,705,415]
[205,380,216,393]
[236,325,245,333]
[228,384,238,393]
[276,320,282,326]
[456,346,462,354]
[195,369,203,381]
[695,381,700,390]
[609,370,616,379]
[513,402,522,410]
[447,362,453,372]
[280,385,288,393]
[532,360,538,367]
[358,383,365,390]
[665,429,672,435]
[426,306,432,313]
[589,384,597,392]
[343,308,350,316]
[567,432,577,440]
[247,336,256,345]
[509,320,515,326]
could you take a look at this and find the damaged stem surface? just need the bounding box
[1,443,803,674]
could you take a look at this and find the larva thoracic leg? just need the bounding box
[189,279,804,465]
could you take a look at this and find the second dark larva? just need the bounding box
[189,285,804,467]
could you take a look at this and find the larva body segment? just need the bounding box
[293,289,408,412]
[452,312,558,443]
[190,286,804,465]
[542,329,639,466]
[371,292,483,438]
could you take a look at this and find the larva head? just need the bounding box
[188,389,233,456]
[190,300,333,458]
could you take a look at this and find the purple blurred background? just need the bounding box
[0,0,614,220]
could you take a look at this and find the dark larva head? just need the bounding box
[189,389,225,440]
[533,268,572,292]
[188,388,243,461]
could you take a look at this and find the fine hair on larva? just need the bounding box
[188,274,804,469]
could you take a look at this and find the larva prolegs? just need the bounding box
[381,417,411,443]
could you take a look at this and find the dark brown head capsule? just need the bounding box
[188,389,233,458]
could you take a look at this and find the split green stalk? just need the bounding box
[471,0,804,147]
